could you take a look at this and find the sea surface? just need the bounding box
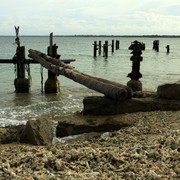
[0,36,180,127]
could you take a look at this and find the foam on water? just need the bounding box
[0,118,26,127]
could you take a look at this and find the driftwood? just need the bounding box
[28,49,132,100]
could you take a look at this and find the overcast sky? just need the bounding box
[1,0,180,35]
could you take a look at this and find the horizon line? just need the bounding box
[0,34,180,37]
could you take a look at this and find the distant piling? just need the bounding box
[93,41,97,57]
[104,41,108,57]
[98,41,101,55]
[111,40,114,53]
[166,45,170,54]
[93,39,120,57]
[116,40,120,50]
[153,40,159,52]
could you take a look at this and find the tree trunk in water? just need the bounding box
[28,49,132,101]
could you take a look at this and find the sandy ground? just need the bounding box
[0,110,179,179]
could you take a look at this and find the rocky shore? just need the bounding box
[0,110,179,179]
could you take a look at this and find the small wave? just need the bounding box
[0,118,26,127]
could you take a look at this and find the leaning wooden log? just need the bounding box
[29,49,75,69]
[31,50,132,91]
[28,49,132,100]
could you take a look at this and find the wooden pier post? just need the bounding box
[45,32,60,93]
[112,40,114,53]
[93,41,97,57]
[103,41,108,57]
[98,41,101,55]
[13,26,30,93]
[166,45,170,53]
[116,40,120,50]
[153,40,159,52]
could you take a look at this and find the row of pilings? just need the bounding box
[93,39,170,57]
[93,40,120,57]
[151,40,170,53]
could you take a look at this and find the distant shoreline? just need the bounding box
[1,35,180,38]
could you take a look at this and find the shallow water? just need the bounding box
[0,36,179,126]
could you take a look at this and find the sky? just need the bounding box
[0,0,180,35]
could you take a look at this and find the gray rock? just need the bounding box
[82,95,180,115]
[157,81,180,100]
[56,114,135,138]
[82,96,119,115]
[20,119,54,145]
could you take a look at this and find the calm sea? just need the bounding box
[0,36,179,127]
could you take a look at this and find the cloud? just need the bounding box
[0,0,180,35]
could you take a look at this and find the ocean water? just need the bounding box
[0,36,180,127]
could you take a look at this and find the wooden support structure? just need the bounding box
[29,49,132,101]
[13,26,30,93]
[45,32,60,93]
[0,27,75,93]
[127,40,143,92]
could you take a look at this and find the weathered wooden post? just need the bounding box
[153,40,159,52]
[103,41,108,57]
[13,26,30,93]
[111,40,114,53]
[45,32,60,93]
[166,45,170,53]
[156,40,159,52]
[116,40,120,50]
[93,41,97,57]
[98,41,101,55]
[127,40,143,92]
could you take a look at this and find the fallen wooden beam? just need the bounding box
[32,50,130,90]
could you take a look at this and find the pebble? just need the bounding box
[0,111,179,179]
